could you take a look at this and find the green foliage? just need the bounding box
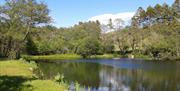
[29,21,103,57]
[25,36,38,55]
[78,37,103,58]
[0,0,180,61]
[54,73,65,85]
[0,0,51,59]
[107,1,180,60]
[101,33,115,53]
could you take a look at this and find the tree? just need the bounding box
[131,7,146,28]
[113,18,124,30]
[172,0,180,13]
[101,33,115,53]
[25,35,38,55]
[0,0,51,59]
[172,0,180,22]
[78,37,103,58]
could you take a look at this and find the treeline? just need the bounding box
[0,0,105,59]
[112,0,180,60]
[29,21,103,58]
[0,0,180,60]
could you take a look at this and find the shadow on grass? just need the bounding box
[0,76,34,91]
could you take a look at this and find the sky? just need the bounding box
[0,0,175,27]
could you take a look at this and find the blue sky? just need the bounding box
[0,0,174,27]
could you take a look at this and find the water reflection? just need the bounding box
[36,59,180,91]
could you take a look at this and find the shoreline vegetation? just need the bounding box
[0,55,178,90]
[0,60,68,91]
[23,54,119,61]
[0,55,179,90]
[23,54,179,62]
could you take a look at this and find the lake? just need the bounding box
[35,59,180,91]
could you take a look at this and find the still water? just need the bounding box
[36,59,180,91]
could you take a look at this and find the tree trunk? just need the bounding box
[177,48,180,57]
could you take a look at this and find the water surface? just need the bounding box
[36,59,180,91]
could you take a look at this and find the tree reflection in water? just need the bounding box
[36,60,180,91]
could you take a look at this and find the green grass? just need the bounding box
[22,80,68,91]
[24,54,82,61]
[0,60,68,91]
[23,54,119,61]
[0,60,35,77]
[90,54,119,59]
[133,54,152,60]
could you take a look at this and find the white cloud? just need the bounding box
[88,12,135,26]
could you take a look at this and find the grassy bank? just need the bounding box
[133,54,153,61]
[90,54,120,59]
[0,60,35,77]
[24,54,82,61]
[23,53,177,62]
[0,60,68,91]
[23,54,119,61]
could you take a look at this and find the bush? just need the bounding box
[77,37,103,58]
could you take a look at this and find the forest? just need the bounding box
[0,0,180,60]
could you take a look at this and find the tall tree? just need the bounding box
[172,0,180,13]
[131,7,146,28]
[0,0,51,59]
